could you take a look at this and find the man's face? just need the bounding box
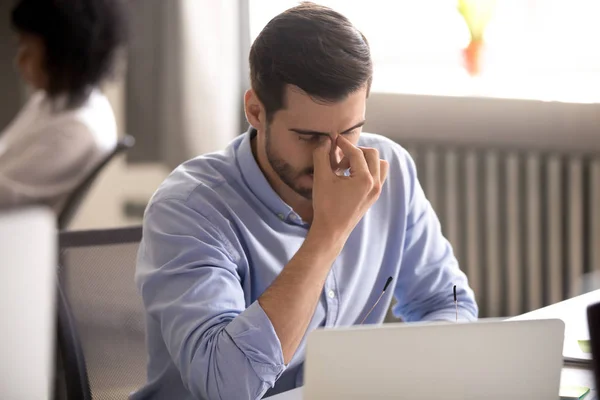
[262,85,367,200]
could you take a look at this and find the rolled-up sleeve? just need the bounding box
[392,149,479,322]
[136,198,286,400]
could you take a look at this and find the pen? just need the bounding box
[360,276,393,325]
[454,285,458,322]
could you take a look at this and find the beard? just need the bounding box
[265,125,313,200]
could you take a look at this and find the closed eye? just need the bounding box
[298,130,358,143]
[298,134,325,143]
[290,120,366,139]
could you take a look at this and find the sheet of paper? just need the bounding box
[564,337,593,362]
[560,385,590,400]
[510,290,600,363]
[561,367,596,390]
[578,340,591,354]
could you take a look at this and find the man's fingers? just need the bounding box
[336,135,368,174]
[379,160,389,185]
[360,147,380,182]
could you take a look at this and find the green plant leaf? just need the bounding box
[457,0,497,41]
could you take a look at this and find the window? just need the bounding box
[249,0,600,103]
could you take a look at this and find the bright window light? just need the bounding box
[249,0,600,103]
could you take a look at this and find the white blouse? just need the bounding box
[0,89,117,214]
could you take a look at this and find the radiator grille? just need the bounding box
[405,145,600,317]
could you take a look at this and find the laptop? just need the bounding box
[304,319,565,399]
[0,207,56,399]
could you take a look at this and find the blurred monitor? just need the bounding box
[589,301,600,393]
[0,207,56,399]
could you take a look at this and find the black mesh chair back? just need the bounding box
[58,135,135,229]
[58,226,146,400]
[56,280,92,400]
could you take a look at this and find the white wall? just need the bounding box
[366,93,600,153]
[69,78,170,230]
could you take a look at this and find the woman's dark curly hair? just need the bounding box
[11,0,128,108]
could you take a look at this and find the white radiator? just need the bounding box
[406,145,600,318]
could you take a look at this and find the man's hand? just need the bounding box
[311,135,389,244]
[258,136,388,364]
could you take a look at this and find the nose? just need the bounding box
[329,139,343,169]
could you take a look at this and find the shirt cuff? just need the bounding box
[225,301,287,384]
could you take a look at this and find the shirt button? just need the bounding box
[327,290,335,299]
[290,214,298,220]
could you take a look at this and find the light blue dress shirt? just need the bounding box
[132,128,478,400]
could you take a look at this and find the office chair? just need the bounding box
[58,135,135,230]
[57,226,146,400]
[56,279,92,400]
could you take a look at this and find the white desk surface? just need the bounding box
[269,290,600,400]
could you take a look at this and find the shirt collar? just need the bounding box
[236,127,295,220]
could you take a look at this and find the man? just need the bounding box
[133,3,478,400]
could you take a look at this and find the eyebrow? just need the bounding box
[289,120,366,137]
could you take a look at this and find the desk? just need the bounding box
[511,290,600,367]
[269,290,600,400]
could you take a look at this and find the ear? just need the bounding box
[244,89,266,131]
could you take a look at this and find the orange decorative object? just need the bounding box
[463,38,484,76]
[457,0,496,77]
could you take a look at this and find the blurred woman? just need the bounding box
[0,0,127,213]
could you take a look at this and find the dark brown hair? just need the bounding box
[11,0,128,109]
[249,2,373,121]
